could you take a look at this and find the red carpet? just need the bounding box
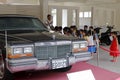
[14,62,120,80]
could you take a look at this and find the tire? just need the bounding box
[0,53,14,80]
[54,66,72,72]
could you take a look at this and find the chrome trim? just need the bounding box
[72,41,88,44]
[74,52,93,62]
[35,41,71,46]
[11,44,34,48]
[8,52,92,73]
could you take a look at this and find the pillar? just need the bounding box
[39,0,49,22]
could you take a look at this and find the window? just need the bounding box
[51,8,57,27]
[84,12,89,18]
[89,11,91,17]
[79,11,92,28]
[62,9,68,28]
[79,12,83,18]
[79,11,91,18]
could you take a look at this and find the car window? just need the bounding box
[0,17,47,31]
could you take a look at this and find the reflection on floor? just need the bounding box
[14,62,120,80]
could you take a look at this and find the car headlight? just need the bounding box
[7,45,34,59]
[11,44,34,54]
[72,41,88,53]
[13,47,23,54]
[73,44,79,48]
[24,47,33,53]
[80,43,87,48]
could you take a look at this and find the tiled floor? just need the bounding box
[88,45,120,74]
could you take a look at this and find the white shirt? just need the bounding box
[87,36,95,46]
[45,20,53,30]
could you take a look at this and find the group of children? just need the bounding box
[63,25,119,62]
[44,14,119,62]
[59,25,98,56]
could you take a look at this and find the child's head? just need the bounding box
[79,29,84,34]
[111,31,117,37]
[84,25,88,30]
[82,30,87,36]
[47,14,52,20]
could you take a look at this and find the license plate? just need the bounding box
[52,59,67,69]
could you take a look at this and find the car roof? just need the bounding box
[0,14,36,18]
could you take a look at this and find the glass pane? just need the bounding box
[89,11,91,17]
[79,12,83,18]
[62,9,68,28]
[84,12,89,18]
[51,8,57,27]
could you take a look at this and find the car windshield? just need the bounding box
[0,17,47,31]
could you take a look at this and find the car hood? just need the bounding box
[6,31,81,44]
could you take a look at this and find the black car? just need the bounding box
[0,14,92,80]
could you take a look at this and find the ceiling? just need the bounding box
[0,0,119,8]
[49,0,120,8]
[50,0,119,3]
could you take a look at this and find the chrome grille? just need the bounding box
[57,45,71,57]
[35,41,71,59]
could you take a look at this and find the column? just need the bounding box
[76,9,79,28]
[39,0,49,22]
[91,7,94,26]
[67,9,73,27]
[57,8,62,26]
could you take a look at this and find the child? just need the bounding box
[87,31,96,56]
[110,32,119,62]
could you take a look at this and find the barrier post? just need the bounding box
[96,39,100,66]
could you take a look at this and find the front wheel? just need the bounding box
[0,54,14,80]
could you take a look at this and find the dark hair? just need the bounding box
[111,31,117,35]
[89,26,93,29]
[84,25,88,28]
[54,26,59,31]
[47,14,51,18]
[70,25,77,30]
[63,27,71,34]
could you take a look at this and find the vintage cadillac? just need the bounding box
[0,14,92,80]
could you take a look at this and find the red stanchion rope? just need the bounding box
[100,46,120,54]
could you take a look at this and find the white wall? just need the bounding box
[0,3,119,31]
[93,7,115,27]
[114,8,120,31]
[0,5,40,18]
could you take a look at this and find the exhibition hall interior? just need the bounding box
[0,0,120,80]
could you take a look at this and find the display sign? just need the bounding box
[67,69,95,80]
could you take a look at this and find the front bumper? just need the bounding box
[8,52,92,73]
